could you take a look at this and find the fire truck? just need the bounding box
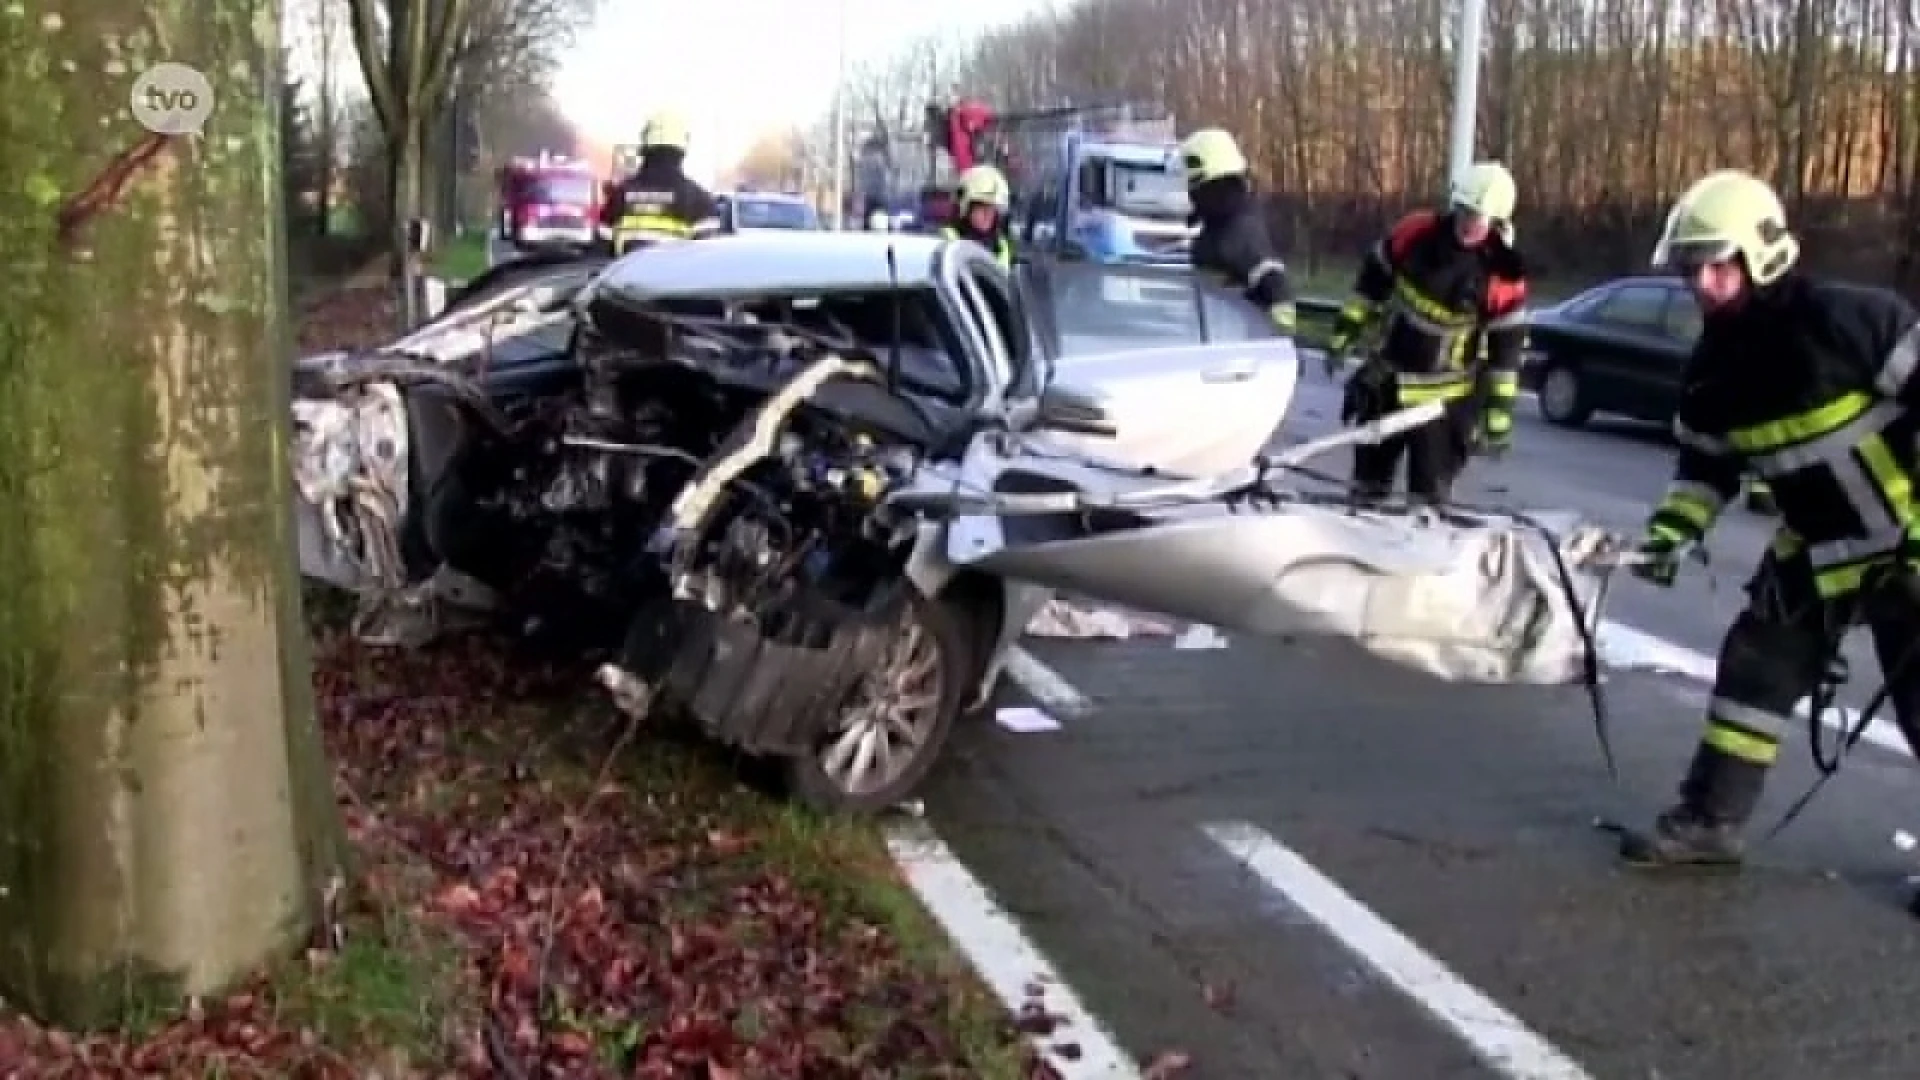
[849,129,954,233]
[495,152,599,251]
[927,96,1194,265]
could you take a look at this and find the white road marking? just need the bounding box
[886,824,1141,1079]
[1202,820,1596,1080]
[1597,619,1910,757]
[1003,645,1095,717]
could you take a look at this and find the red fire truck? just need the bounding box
[496,152,600,251]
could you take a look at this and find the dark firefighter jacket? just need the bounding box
[1189,181,1295,334]
[1339,210,1528,408]
[941,219,1013,266]
[1647,273,1920,600]
[599,155,719,242]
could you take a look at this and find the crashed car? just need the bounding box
[293,233,1623,813]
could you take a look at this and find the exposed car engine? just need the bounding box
[294,257,992,810]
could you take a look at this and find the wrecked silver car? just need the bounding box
[293,233,1628,813]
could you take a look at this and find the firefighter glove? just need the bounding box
[1269,301,1298,338]
[1630,525,1688,588]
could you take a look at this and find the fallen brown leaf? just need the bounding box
[1143,1049,1194,1077]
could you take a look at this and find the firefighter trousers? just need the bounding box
[1348,391,1478,504]
[1678,549,1920,826]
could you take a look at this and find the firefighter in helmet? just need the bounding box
[1622,168,1920,868]
[942,164,1014,266]
[599,111,720,253]
[1326,161,1528,504]
[1178,127,1296,336]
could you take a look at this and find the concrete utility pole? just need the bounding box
[829,0,850,228]
[1446,0,1487,189]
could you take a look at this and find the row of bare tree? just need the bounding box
[803,0,1920,288]
[284,0,595,306]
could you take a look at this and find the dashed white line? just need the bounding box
[1202,820,1597,1080]
[1597,619,1911,757]
[885,823,1141,1079]
[1003,645,1095,717]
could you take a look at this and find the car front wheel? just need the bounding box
[785,593,974,814]
[1537,360,1593,427]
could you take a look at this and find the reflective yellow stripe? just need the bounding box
[1269,302,1296,332]
[1487,372,1519,401]
[615,213,693,238]
[1858,433,1913,520]
[1397,379,1475,405]
[1656,482,1723,534]
[1648,521,1692,546]
[1389,277,1475,331]
[1340,299,1374,323]
[1484,409,1513,435]
[1726,391,1872,454]
[1703,721,1780,765]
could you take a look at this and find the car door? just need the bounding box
[1648,284,1702,418]
[1563,283,1676,413]
[1015,259,1298,477]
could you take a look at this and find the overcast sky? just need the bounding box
[551,0,1053,182]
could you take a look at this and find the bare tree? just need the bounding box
[346,0,474,322]
[810,0,1918,284]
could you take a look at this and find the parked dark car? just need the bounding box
[1519,275,1775,511]
[1519,275,1700,428]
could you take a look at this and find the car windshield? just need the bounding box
[527,175,595,207]
[735,198,817,230]
[1109,160,1189,221]
[1048,263,1200,356]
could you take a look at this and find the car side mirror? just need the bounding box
[1035,383,1116,437]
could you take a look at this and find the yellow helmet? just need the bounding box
[1179,128,1248,186]
[1450,161,1517,223]
[957,164,1010,211]
[1651,169,1798,284]
[641,112,690,152]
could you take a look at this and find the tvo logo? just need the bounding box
[130,62,214,135]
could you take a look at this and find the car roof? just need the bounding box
[731,190,810,204]
[595,232,946,299]
[1574,275,1679,297]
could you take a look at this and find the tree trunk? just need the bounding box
[391,121,425,326]
[0,0,347,1029]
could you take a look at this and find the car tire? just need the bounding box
[1537,360,1593,427]
[784,592,975,815]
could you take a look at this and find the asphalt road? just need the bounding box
[919,367,1920,1079]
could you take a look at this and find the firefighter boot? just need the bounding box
[1618,743,1765,869]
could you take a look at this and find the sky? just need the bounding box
[552,0,1051,183]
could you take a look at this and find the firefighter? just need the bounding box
[1621,168,1920,867]
[599,112,720,253]
[1325,161,1528,504]
[1178,128,1296,337]
[941,164,1014,266]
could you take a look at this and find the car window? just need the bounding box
[1661,290,1703,346]
[1049,262,1202,356]
[1584,285,1670,331]
[733,198,816,230]
[965,263,1033,399]
[1199,286,1279,341]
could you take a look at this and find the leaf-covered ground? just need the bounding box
[0,281,1074,1079]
